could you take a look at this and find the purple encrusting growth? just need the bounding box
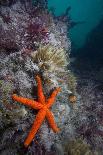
[0,0,49,52]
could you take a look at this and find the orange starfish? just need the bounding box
[12,75,61,147]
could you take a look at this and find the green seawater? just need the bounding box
[48,0,103,49]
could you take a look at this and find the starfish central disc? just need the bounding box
[12,75,61,147]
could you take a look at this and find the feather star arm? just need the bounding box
[46,109,60,132]
[47,87,61,108]
[24,108,46,147]
[36,75,45,104]
[12,94,43,109]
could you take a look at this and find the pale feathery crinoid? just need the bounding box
[30,44,69,87]
[30,44,76,94]
[31,44,69,72]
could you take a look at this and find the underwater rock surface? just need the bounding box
[0,0,77,154]
[0,0,102,155]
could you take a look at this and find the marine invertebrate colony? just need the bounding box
[31,44,68,69]
[30,44,76,95]
[12,75,61,147]
[31,44,68,87]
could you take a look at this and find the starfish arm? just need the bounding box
[12,94,43,109]
[24,108,46,147]
[47,88,61,108]
[46,109,60,132]
[36,75,45,104]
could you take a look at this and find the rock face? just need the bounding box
[71,57,103,154]
[0,1,102,155]
[0,1,78,154]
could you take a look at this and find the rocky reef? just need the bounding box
[0,0,102,155]
[0,0,78,154]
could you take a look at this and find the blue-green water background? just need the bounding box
[48,0,103,49]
